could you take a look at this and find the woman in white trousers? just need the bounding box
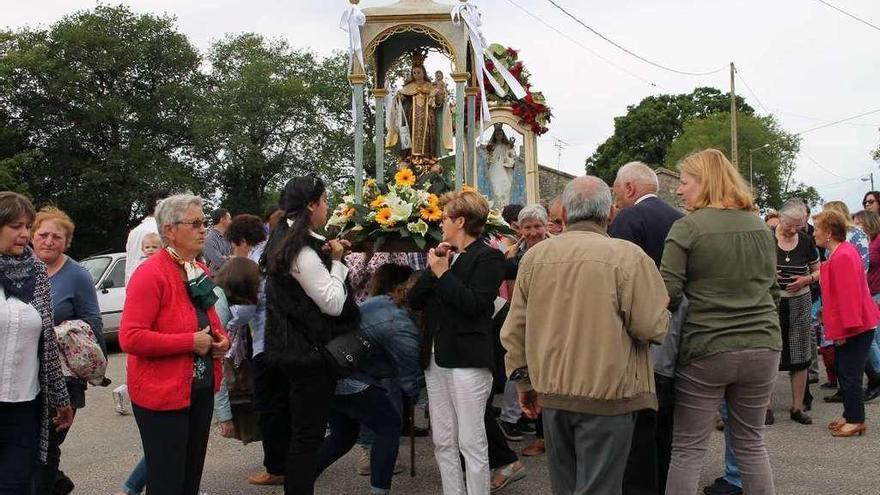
[408,190,506,495]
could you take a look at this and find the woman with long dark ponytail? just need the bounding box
[262,176,360,494]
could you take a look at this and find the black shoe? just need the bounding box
[765,409,775,426]
[517,417,536,435]
[808,375,820,384]
[790,409,813,425]
[824,392,844,403]
[864,381,880,402]
[402,424,430,437]
[53,475,74,495]
[820,381,838,389]
[702,477,743,495]
[498,420,524,441]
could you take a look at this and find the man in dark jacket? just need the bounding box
[610,161,684,495]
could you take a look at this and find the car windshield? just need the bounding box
[81,256,112,284]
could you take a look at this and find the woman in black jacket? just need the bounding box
[408,189,505,495]
[262,176,359,495]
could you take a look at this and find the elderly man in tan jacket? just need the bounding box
[501,176,670,495]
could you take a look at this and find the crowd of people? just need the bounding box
[1,146,879,495]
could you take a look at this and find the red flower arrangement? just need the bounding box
[479,44,551,135]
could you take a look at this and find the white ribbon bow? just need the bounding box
[340,5,367,122]
[340,5,366,73]
[452,2,527,126]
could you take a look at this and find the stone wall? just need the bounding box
[534,165,681,210]
[656,167,683,210]
[538,165,576,203]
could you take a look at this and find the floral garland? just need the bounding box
[327,168,513,250]
[482,44,552,135]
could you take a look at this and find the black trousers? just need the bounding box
[33,382,85,495]
[837,330,875,423]
[284,374,336,495]
[0,399,39,495]
[486,394,518,469]
[622,374,676,495]
[132,385,214,495]
[253,353,291,476]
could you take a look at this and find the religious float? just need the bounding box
[330,0,552,251]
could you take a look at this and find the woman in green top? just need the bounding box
[661,149,781,495]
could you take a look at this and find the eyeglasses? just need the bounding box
[174,219,209,229]
[864,199,876,206]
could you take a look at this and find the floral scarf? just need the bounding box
[166,246,218,310]
[0,247,70,462]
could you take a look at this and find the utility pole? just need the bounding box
[730,62,738,167]
[554,137,568,170]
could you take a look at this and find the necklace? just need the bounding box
[778,235,797,263]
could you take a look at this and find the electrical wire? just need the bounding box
[814,176,861,189]
[734,68,772,115]
[794,108,880,135]
[800,150,854,180]
[815,0,880,32]
[544,0,728,76]
[503,0,662,89]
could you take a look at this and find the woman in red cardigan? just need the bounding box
[120,194,229,495]
[813,209,879,438]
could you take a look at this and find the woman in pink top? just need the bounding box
[814,210,880,437]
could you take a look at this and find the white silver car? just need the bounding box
[80,253,126,343]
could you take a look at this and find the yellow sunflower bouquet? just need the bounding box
[327,168,513,251]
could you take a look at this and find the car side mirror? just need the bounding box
[100,279,115,292]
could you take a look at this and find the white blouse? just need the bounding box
[0,286,42,403]
[289,232,350,317]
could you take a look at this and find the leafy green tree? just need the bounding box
[195,34,358,214]
[785,184,823,210]
[0,5,204,257]
[665,112,800,209]
[872,145,880,164]
[585,87,754,183]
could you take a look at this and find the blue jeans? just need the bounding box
[317,386,402,492]
[719,402,742,489]
[121,457,146,494]
[0,399,39,495]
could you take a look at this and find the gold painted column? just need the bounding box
[465,86,478,186]
[349,74,366,204]
[372,88,388,184]
[451,72,469,190]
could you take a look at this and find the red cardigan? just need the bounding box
[120,250,226,411]
[820,242,880,341]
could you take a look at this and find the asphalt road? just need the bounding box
[60,350,880,494]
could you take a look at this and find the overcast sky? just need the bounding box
[6,0,880,211]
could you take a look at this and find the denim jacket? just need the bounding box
[337,295,424,397]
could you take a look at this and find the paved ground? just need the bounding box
[61,349,880,494]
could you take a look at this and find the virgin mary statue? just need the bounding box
[386,53,453,174]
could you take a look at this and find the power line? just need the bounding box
[815,0,880,32]
[734,68,772,115]
[800,149,853,179]
[736,66,880,129]
[544,0,728,77]
[503,0,662,89]
[814,176,862,189]
[794,108,880,135]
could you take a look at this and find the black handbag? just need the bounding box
[322,330,372,377]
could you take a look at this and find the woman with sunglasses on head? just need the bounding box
[119,194,230,495]
[262,176,360,495]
